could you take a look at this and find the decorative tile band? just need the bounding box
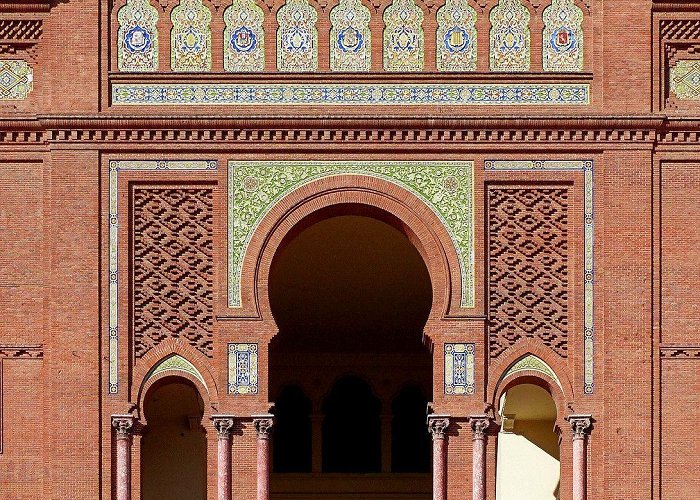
[670,60,700,101]
[227,160,474,308]
[501,354,562,390]
[112,82,590,106]
[228,343,259,394]
[108,160,218,395]
[484,159,594,394]
[444,343,476,395]
[0,60,33,100]
[144,354,208,390]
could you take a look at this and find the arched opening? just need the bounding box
[269,211,433,499]
[496,383,561,500]
[273,385,312,472]
[140,378,207,500]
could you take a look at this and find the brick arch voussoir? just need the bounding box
[241,175,463,327]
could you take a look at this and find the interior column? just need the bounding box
[566,414,593,500]
[427,415,450,500]
[469,415,491,500]
[212,416,235,500]
[111,415,135,500]
[253,415,275,500]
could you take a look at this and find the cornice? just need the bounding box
[0,115,672,147]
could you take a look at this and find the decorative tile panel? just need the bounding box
[0,60,32,100]
[330,0,371,72]
[227,161,474,309]
[228,343,259,394]
[502,354,562,389]
[117,0,159,72]
[108,160,217,395]
[671,60,700,101]
[112,82,590,105]
[489,0,530,72]
[487,186,569,358]
[133,187,214,359]
[383,0,424,72]
[224,0,265,72]
[171,0,212,72]
[145,354,208,390]
[484,160,595,395]
[542,0,583,72]
[444,343,475,395]
[276,0,318,72]
[436,0,477,72]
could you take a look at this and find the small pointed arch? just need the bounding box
[143,353,209,391]
[436,0,477,72]
[276,0,319,72]
[224,0,266,72]
[117,0,160,72]
[383,0,425,72]
[501,353,562,391]
[171,0,212,72]
[330,0,372,72]
[489,0,531,72]
[542,0,584,72]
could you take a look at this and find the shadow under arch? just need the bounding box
[237,174,467,329]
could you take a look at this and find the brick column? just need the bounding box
[253,415,274,500]
[427,415,450,500]
[566,415,593,500]
[111,415,134,500]
[212,416,236,500]
[469,415,491,500]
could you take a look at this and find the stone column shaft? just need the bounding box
[567,414,593,500]
[112,415,134,500]
[213,416,236,500]
[427,415,450,500]
[469,416,491,500]
[253,415,274,500]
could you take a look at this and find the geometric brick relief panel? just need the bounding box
[488,187,568,359]
[132,187,214,359]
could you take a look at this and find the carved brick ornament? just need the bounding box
[488,187,569,359]
[133,187,214,359]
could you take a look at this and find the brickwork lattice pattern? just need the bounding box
[133,188,214,359]
[488,187,569,358]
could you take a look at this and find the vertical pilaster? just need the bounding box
[567,414,593,500]
[212,416,236,500]
[469,415,491,500]
[111,415,134,500]
[427,415,450,500]
[253,415,274,500]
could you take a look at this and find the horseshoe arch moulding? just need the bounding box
[225,160,477,322]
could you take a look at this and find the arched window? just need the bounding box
[171,0,212,72]
[322,376,381,472]
[391,385,431,472]
[223,0,266,72]
[383,0,424,72]
[330,0,372,72]
[117,0,159,72]
[489,0,530,72]
[542,0,583,72]
[273,385,312,472]
[276,0,318,72]
[436,0,477,72]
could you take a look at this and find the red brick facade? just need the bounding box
[0,0,698,499]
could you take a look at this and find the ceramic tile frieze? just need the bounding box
[670,60,700,101]
[228,343,259,394]
[484,160,595,394]
[107,160,218,395]
[436,0,477,72]
[444,343,475,395]
[224,0,266,72]
[542,0,583,72]
[227,161,475,309]
[276,0,318,72]
[0,60,32,100]
[383,0,424,72]
[330,0,372,72]
[489,0,530,72]
[112,82,590,105]
[171,0,212,72]
[117,0,159,72]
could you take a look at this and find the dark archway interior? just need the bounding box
[268,213,434,499]
[141,379,207,500]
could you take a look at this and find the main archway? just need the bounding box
[268,211,433,499]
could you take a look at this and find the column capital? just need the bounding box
[111,414,134,439]
[566,414,593,440]
[253,414,274,439]
[212,415,236,438]
[469,415,492,440]
[427,414,450,440]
